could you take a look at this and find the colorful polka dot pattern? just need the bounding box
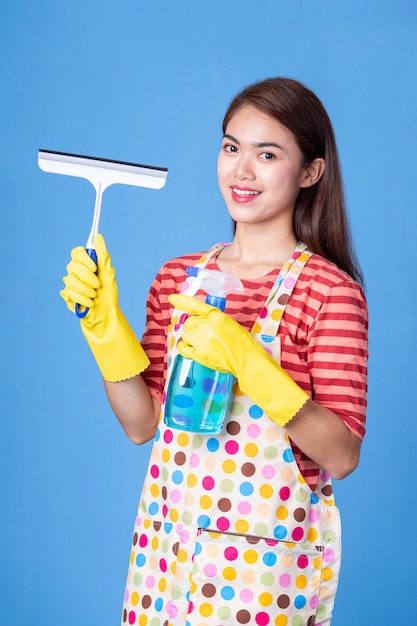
[122,242,341,626]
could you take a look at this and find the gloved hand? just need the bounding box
[61,233,149,382]
[168,294,309,427]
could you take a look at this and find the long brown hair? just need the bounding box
[222,77,364,285]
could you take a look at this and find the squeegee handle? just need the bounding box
[75,248,98,319]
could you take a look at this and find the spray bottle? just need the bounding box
[164,267,244,434]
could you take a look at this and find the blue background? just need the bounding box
[1,1,416,624]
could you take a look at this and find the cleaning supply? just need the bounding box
[164,267,244,434]
[61,233,150,382]
[38,149,168,317]
[168,293,310,427]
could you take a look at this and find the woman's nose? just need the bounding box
[233,155,255,181]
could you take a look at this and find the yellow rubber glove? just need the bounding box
[168,293,309,427]
[61,233,149,382]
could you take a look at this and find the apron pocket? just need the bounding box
[189,529,324,625]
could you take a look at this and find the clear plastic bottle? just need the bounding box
[164,267,244,434]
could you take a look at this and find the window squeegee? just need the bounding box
[38,149,168,317]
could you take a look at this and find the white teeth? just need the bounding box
[232,188,260,196]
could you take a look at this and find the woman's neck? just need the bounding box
[216,223,298,280]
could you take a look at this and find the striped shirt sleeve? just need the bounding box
[306,281,368,438]
[279,257,368,440]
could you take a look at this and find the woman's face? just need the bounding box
[217,105,313,229]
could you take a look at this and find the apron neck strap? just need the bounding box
[252,242,314,336]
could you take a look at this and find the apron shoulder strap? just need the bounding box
[252,242,314,335]
[194,242,230,268]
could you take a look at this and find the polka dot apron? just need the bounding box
[122,242,341,626]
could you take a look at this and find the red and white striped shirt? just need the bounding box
[140,248,368,489]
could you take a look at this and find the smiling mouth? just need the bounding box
[231,187,261,197]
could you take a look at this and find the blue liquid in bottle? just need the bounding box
[164,356,234,434]
[164,266,243,434]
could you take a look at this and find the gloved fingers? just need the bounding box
[93,233,108,257]
[176,337,195,360]
[61,283,96,309]
[63,272,98,301]
[168,293,214,317]
[178,324,195,349]
[93,233,116,280]
[180,318,216,347]
[65,259,101,290]
[60,286,93,312]
[177,334,232,375]
[70,246,98,272]
[182,313,218,334]
[60,288,76,312]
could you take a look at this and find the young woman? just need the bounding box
[61,77,368,626]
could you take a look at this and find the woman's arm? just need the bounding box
[285,400,361,480]
[104,376,161,444]
[283,277,368,480]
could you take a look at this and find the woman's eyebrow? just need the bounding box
[223,133,240,144]
[222,133,283,150]
[256,141,284,150]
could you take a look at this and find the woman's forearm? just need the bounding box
[285,399,362,481]
[104,375,161,444]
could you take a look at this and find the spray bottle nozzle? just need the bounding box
[186,266,244,312]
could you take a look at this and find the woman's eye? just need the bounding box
[224,144,238,153]
[260,152,275,160]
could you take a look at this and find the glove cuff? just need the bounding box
[239,350,309,428]
[266,383,309,427]
[81,309,150,382]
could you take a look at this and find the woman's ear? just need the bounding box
[300,158,325,188]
